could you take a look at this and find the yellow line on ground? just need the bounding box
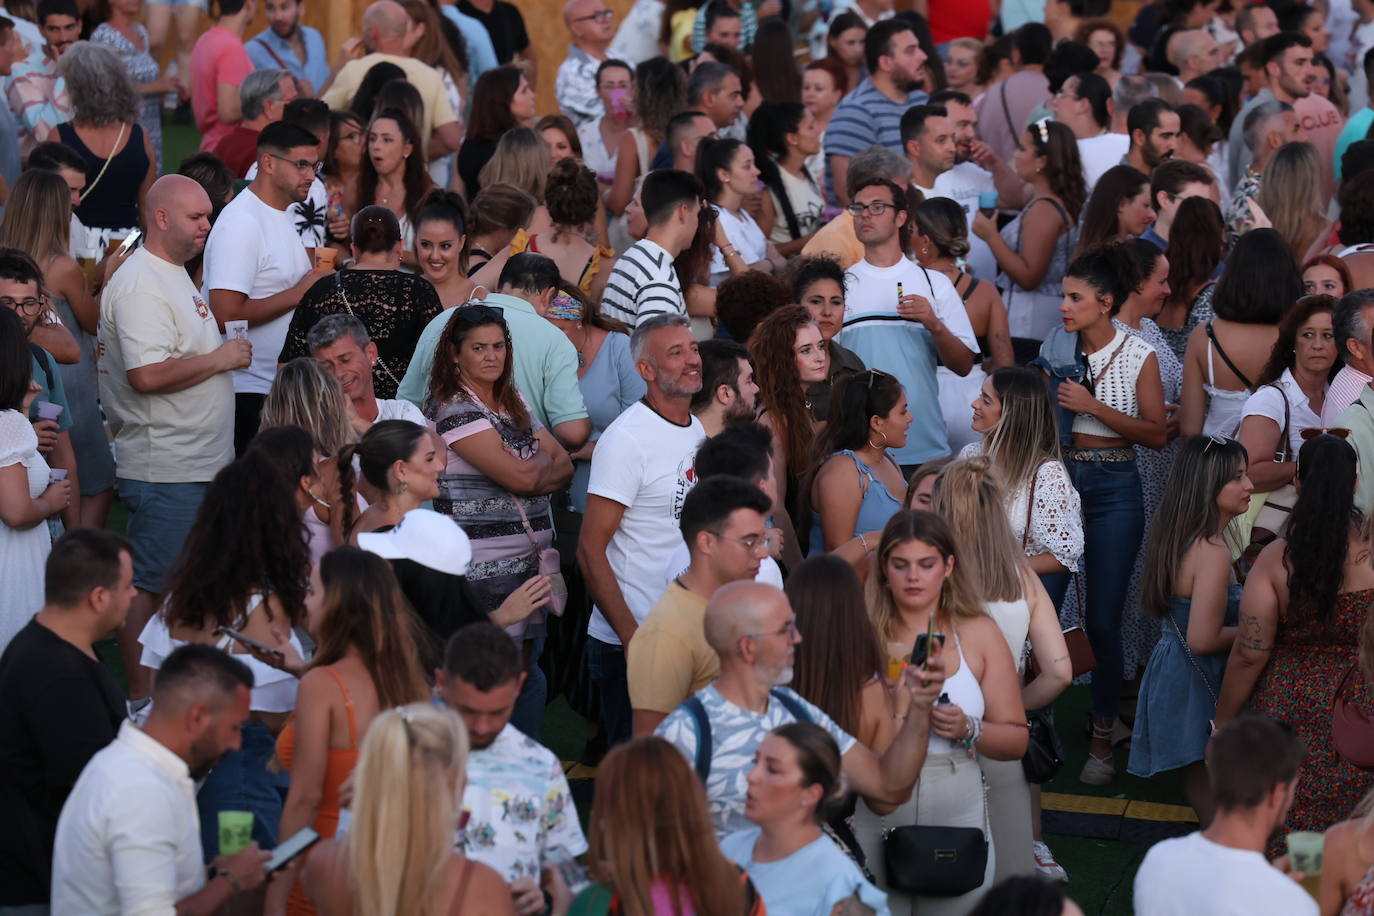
[1042,793,1129,816]
[1124,800,1199,823]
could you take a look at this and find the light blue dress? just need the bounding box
[570,331,645,511]
[1128,583,1241,777]
[808,450,902,556]
[720,827,891,916]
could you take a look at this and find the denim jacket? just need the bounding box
[1031,326,1088,447]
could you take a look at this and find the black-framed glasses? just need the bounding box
[573,9,613,21]
[847,201,896,217]
[267,152,323,174]
[0,295,46,314]
[711,531,774,554]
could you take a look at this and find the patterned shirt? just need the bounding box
[5,52,71,156]
[456,724,587,882]
[657,684,856,837]
[1224,166,1261,239]
[692,0,758,52]
[556,44,604,127]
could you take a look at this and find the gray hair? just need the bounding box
[630,313,691,363]
[1335,290,1374,359]
[307,313,372,353]
[1113,75,1157,115]
[58,41,139,127]
[846,145,913,199]
[240,68,292,121]
[1243,99,1291,155]
[687,60,735,105]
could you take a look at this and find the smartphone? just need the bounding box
[215,626,282,658]
[265,827,320,872]
[115,230,141,257]
[912,632,946,668]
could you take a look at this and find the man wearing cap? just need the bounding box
[358,509,550,647]
[306,313,425,434]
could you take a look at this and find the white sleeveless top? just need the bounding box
[985,597,1031,674]
[928,633,986,755]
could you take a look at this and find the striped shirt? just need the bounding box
[823,78,927,201]
[601,239,685,326]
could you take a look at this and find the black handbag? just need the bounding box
[1021,707,1065,784]
[881,775,989,896]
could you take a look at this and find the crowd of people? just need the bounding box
[4,0,1374,910]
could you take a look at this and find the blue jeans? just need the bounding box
[196,720,284,859]
[586,637,631,747]
[510,637,547,741]
[1065,457,1144,720]
[1039,571,1071,612]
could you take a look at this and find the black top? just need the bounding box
[57,121,149,231]
[0,620,125,905]
[279,269,444,399]
[457,137,498,202]
[456,0,529,63]
[807,339,866,423]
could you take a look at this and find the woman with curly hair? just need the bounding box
[139,425,314,858]
[748,305,828,520]
[1215,434,1374,852]
[1075,18,1125,87]
[972,118,1086,344]
[509,157,615,301]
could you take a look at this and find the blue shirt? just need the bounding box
[824,79,927,200]
[1336,108,1374,180]
[245,26,330,94]
[440,5,500,80]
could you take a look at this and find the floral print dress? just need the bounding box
[91,22,163,171]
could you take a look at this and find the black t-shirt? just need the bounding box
[457,137,498,202]
[457,0,529,64]
[0,620,125,905]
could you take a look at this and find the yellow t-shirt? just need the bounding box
[627,582,717,714]
[322,53,458,142]
[800,210,863,268]
[97,247,234,483]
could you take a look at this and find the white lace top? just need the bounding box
[961,441,1084,573]
[1071,328,1156,439]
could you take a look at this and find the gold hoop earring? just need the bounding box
[868,429,889,450]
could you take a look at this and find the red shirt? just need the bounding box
[929,0,991,43]
[212,125,260,178]
[190,25,253,152]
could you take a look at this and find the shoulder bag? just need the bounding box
[881,772,990,896]
[1333,662,1374,771]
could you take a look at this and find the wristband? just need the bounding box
[721,245,740,259]
[212,866,244,893]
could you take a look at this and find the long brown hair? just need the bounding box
[424,306,531,429]
[787,555,884,737]
[747,305,819,475]
[1164,196,1224,312]
[588,737,748,916]
[1256,294,1339,386]
[867,510,986,642]
[309,547,430,708]
[1029,119,1087,222]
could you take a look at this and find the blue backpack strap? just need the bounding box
[769,688,813,724]
[684,695,712,782]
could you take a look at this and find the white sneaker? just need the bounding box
[1034,841,1069,883]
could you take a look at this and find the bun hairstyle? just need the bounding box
[545,157,600,229]
[336,420,429,537]
[351,204,402,253]
[913,197,971,259]
[1065,242,1143,315]
[770,722,844,824]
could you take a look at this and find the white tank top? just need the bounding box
[984,598,1031,674]
[928,633,986,755]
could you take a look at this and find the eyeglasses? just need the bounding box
[711,531,774,554]
[1202,432,1234,452]
[0,295,45,314]
[1300,427,1351,440]
[746,617,799,641]
[846,201,897,217]
[267,152,323,174]
[573,9,613,22]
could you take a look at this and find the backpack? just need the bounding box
[682,688,812,782]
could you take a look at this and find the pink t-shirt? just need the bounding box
[190,25,253,152]
[1293,93,1344,203]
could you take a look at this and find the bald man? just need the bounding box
[656,581,947,837]
[97,174,250,701]
[556,0,615,126]
[321,0,462,154]
[1167,29,1220,86]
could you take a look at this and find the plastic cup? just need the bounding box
[314,247,337,270]
[1287,831,1324,875]
[48,469,68,482]
[224,320,249,340]
[218,810,254,855]
[978,190,999,217]
[35,401,62,421]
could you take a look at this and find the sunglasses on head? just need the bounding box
[1300,427,1351,441]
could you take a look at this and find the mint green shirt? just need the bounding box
[398,293,589,430]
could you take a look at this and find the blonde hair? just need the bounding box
[0,170,72,264]
[866,510,986,642]
[477,127,551,203]
[259,358,357,457]
[1258,141,1326,263]
[345,704,469,916]
[930,458,1027,603]
[982,366,1062,495]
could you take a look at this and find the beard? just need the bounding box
[658,374,703,398]
[188,732,229,781]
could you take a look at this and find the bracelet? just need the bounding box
[721,244,740,259]
[960,715,983,754]
[856,532,869,553]
[212,867,244,893]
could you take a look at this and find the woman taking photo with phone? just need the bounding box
[1127,434,1252,826]
[852,510,1027,915]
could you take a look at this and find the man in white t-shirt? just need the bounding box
[1049,72,1129,186]
[926,89,1004,280]
[307,313,426,433]
[578,313,705,746]
[204,120,331,454]
[98,174,250,701]
[1134,715,1316,915]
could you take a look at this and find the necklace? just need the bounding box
[574,324,590,368]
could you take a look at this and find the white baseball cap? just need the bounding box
[357,508,472,576]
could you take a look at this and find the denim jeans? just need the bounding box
[586,637,632,747]
[510,637,547,741]
[1065,457,1144,720]
[1038,571,1071,612]
[196,719,283,859]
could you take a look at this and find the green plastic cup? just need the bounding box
[218,810,254,856]
[1287,831,1324,875]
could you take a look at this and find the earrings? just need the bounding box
[393,479,409,496]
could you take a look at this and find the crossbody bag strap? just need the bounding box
[1205,322,1256,391]
[1271,382,1293,463]
[1021,465,1039,550]
[333,272,402,391]
[685,695,712,781]
[78,120,128,204]
[1166,610,1219,703]
[254,36,291,71]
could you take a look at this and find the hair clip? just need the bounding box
[1032,118,1051,144]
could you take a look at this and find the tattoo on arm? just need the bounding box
[1238,612,1272,652]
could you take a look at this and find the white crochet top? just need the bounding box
[1071,329,1156,439]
